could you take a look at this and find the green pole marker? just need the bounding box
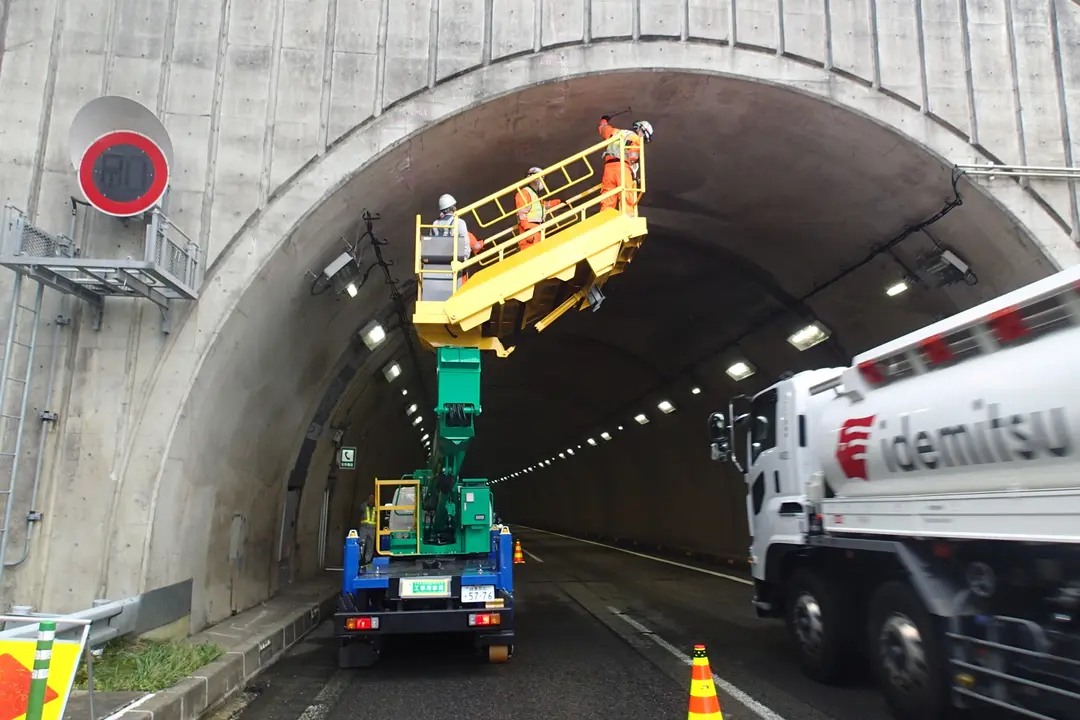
[25,619,56,720]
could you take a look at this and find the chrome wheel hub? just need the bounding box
[878,613,928,695]
[793,592,825,658]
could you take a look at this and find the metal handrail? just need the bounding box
[374,479,421,555]
[414,130,646,294]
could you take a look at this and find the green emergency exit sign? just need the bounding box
[338,447,356,469]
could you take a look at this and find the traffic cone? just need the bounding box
[513,540,525,564]
[688,644,723,719]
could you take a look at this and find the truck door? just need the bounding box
[745,386,789,580]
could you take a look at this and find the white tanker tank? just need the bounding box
[810,312,1080,500]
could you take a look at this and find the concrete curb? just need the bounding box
[108,592,337,720]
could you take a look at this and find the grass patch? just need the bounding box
[73,638,224,692]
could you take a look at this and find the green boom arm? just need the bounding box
[417,346,481,545]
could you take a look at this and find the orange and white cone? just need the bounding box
[688,644,723,718]
[513,540,525,564]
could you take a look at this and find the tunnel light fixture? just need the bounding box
[787,322,830,351]
[566,448,575,456]
[657,400,675,414]
[406,403,418,416]
[361,320,386,349]
[382,361,402,382]
[559,452,566,459]
[886,281,909,297]
[421,433,429,442]
[725,361,755,382]
[634,413,649,425]
[401,388,408,396]
[346,282,358,297]
[617,425,624,431]
[412,415,422,426]
[587,438,597,446]
[545,459,552,466]
[600,432,612,441]
[691,386,701,395]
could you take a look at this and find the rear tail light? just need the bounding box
[468,612,501,626]
[345,616,379,630]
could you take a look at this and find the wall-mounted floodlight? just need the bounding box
[787,322,830,351]
[886,281,908,297]
[634,413,649,425]
[658,400,675,414]
[600,432,612,441]
[361,320,386,349]
[587,438,597,446]
[406,403,418,416]
[726,361,755,382]
[383,361,402,382]
[322,251,361,297]
[691,387,701,395]
[412,416,422,426]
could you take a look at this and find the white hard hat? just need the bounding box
[438,194,457,211]
[632,120,653,143]
[528,166,543,175]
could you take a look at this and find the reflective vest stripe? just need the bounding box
[517,187,544,224]
[363,506,376,525]
[603,128,638,162]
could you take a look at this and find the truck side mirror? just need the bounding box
[708,412,731,461]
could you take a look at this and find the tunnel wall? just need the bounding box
[2,0,1080,629]
[498,387,751,564]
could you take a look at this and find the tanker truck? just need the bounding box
[707,265,1080,720]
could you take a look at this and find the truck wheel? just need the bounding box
[867,581,947,720]
[785,567,856,684]
[338,637,380,669]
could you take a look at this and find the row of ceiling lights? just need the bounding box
[492,315,856,482]
[358,318,433,455]
[360,308,885,476]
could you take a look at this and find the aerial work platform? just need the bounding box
[412,133,649,356]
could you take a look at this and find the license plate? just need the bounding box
[461,585,496,603]
[400,577,451,598]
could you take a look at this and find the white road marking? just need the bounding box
[515,525,753,586]
[296,669,352,720]
[100,693,156,719]
[523,549,544,563]
[607,607,788,720]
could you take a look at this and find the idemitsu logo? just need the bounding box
[836,415,876,480]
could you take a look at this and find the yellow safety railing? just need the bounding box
[414,126,646,299]
[374,478,421,556]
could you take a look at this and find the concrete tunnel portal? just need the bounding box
[143,66,1072,635]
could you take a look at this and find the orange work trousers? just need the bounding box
[517,222,542,251]
[600,159,638,212]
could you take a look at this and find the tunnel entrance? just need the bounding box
[108,63,1068,633]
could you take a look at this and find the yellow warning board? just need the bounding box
[0,635,85,720]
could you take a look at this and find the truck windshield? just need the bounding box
[749,388,777,465]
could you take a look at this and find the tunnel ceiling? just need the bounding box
[273,70,1059,481]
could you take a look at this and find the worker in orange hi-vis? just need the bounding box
[597,116,653,213]
[514,166,564,251]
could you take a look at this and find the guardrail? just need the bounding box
[2,596,139,649]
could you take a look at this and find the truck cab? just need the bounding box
[708,369,843,616]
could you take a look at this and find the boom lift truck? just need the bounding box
[334,131,650,668]
[707,265,1080,720]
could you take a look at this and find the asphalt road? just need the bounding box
[220,527,895,720]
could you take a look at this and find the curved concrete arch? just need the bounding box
[6,25,1076,622]
[123,44,1072,618]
